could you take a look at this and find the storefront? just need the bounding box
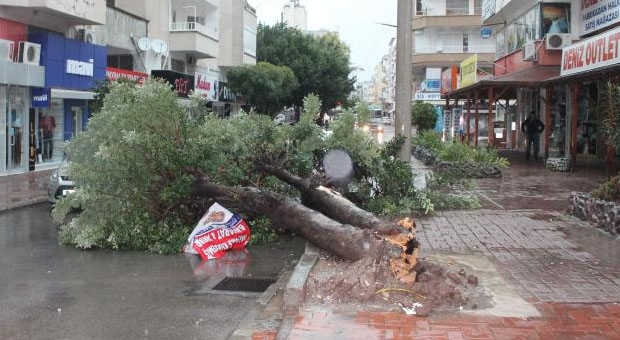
[544,24,620,168]
[0,19,45,175]
[29,32,106,169]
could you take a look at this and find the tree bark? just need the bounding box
[190,173,407,262]
[257,163,406,235]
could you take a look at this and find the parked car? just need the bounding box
[48,160,75,204]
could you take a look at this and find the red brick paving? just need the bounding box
[281,303,620,340]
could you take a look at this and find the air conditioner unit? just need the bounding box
[546,33,572,50]
[0,39,14,62]
[18,41,41,65]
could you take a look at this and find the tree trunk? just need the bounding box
[257,164,406,235]
[190,173,411,263]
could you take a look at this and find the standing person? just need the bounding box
[41,113,55,161]
[521,111,545,160]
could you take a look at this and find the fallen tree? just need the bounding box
[189,168,419,282]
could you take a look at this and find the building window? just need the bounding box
[107,54,133,70]
[446,0,468,15]
[416,0,424,15]
[463,34,469,52]
[106,0,115,7]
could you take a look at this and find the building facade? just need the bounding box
[443,0,617,170]
[282,0,307,31]
[0,0,257,200]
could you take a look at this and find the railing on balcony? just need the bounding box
[414,44,495,54]
[169,20,218,40]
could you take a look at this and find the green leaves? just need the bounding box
[257,23,354,111]
[411,101,438,132]
[227,62,299,116]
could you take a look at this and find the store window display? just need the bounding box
[40,112,55,161]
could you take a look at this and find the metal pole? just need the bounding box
[395,0,412,162]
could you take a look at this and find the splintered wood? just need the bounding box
[387,217,419,284]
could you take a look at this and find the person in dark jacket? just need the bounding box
[521,111,545,160]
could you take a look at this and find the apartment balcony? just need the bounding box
[413,15,482,30]
[0,0,106,26]
[169,25,218,59]
[169,0,219,58]
[412,51,496,70]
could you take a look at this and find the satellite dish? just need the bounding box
[137,37,150,51]
[151,39,167,54]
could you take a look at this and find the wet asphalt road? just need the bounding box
[0,203,305,340]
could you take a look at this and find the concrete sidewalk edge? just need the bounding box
[276,242,319,340]
[228,242,319,340]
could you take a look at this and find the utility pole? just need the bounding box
[395,0,412,162]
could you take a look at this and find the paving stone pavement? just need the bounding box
[253,151,620,340]
[417,210,620,304]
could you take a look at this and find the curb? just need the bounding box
[276,242,319,340]
[229,242,319,340]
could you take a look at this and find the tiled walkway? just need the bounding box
[266,151,620,340]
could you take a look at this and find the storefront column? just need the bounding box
[488,87,495,147]
[464,94,470,145]
[544,86,553,160]
[570,83,579,171]
[474,90,479,147]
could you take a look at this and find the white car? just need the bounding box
[48,160,75,204]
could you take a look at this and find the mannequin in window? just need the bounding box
[41,113,55,161]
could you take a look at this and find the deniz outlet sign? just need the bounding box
[31,87,50,108]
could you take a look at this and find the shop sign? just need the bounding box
[522,41,536,61]
[414,92,441,101]
[151,70,194,98]
[441,66,458,94]
[66,59,94,77]
[194,72,217,100]
[480,26,492,39]
[106,67,148,84]
[561,25,620,76]
[581,0,620,36]
[460,54,478,87]
[215,81,237,102]
[31,87,50,108]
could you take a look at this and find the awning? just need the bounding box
[51,88,96,100]
[444,66,561,99]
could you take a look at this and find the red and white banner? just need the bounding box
[185,203,251,260]
[106,67,148,84]
[561,26,620,76]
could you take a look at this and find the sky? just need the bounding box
[250,0,398,83]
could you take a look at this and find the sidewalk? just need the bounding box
[254,150,620,340]
[0,169,53,211]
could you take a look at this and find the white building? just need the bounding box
[282,0,307,31]
[413,0,495,104]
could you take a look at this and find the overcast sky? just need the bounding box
[250,0,397,83]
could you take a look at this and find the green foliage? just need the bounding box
[425,171,480,208]
[54,78,203,253]
[591,174,620,202]
[413,131,509,167]
[248,216,279,244]
[226,62,299,115]
[356,101,371,125]
[411,101,438,131]
[54,80,436,254]
[257,23,355,111]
